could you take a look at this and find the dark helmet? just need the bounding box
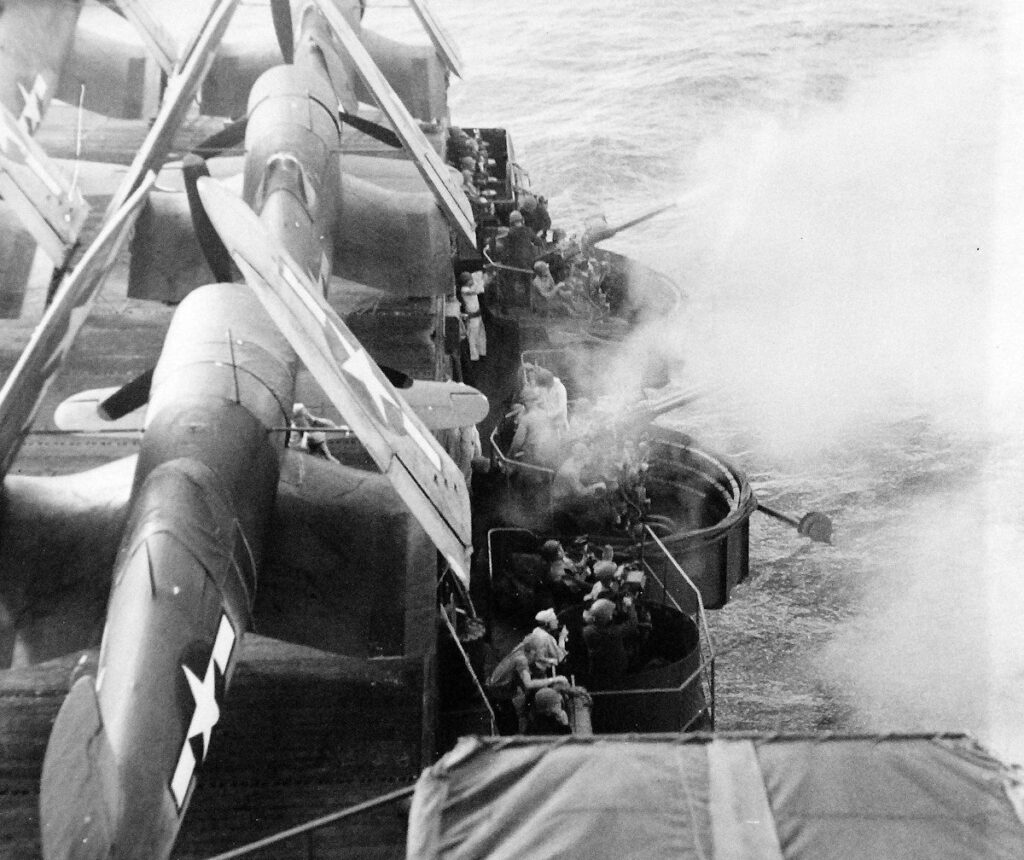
[540,539,562,561]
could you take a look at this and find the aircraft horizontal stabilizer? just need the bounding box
[196,176,473,584]
[53,386,147,434]
[53,376,486,434]
[402,380,489,430]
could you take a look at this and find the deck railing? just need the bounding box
[203,530,717,859]
[639,524,716,729]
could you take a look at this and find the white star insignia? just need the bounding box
[17,75,45,134]
[170,615,236,810]
[182,661,220,761]
[342,348,403,431]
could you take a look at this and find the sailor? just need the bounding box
[486,629,569,734]
[552,441,607,512]
[448,126,477,163]
[584,559,620,604]
[539,539,588,613]
[534,366,569,436]
[508,389,561,470]
[504,210,544,303]
[535,607,569,654]
[531,260,575,315]
[290,403,339,463]
[539,228,570,283]
[456,423,482,492]
[582,597,638,684]
[525,687,572,735]
[524,195,552,242]
[461,168,485,205]
[443,292,465,382]
[458,271,487,362]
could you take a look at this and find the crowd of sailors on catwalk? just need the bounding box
[445,126,624,354]
[486,538,658,735]
[287,127,671,736]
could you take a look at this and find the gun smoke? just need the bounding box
[591,35,1024,765]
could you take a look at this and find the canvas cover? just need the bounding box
[407,733,1024,859]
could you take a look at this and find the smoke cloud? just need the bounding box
[600,30,1024,765]
[671,40,1004,458]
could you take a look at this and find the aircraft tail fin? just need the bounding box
[0,0,81,134]
[40,675,121,860]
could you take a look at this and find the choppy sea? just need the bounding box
[377,0,1024,765]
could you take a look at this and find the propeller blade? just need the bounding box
[312,0,478,248]
[196,176,473,584]
[183,154,235,282]
[271,0,294,64]
[338,112,402,149]
[99,368,154,420]
[191,116,249,160]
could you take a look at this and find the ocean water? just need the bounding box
[390,0,1024,765]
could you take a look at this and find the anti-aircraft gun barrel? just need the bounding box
[628,388,702,433]
[576,388,703,442]
[583,202,676,246]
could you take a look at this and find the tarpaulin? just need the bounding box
[407,733,1024,859]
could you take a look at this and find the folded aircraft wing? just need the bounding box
[0,0,240,478]
[0,103,89,265]
[408,0,465,78]
[0,0,81,130]
[102,0,240,220]
[0,173,155,477]
[313,0,477,249]
[197,176,473,584]
[114,0,179,75]
[0,0,90,287]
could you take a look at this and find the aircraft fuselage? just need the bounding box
[244,55,342,287]
[40,15,351,859]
